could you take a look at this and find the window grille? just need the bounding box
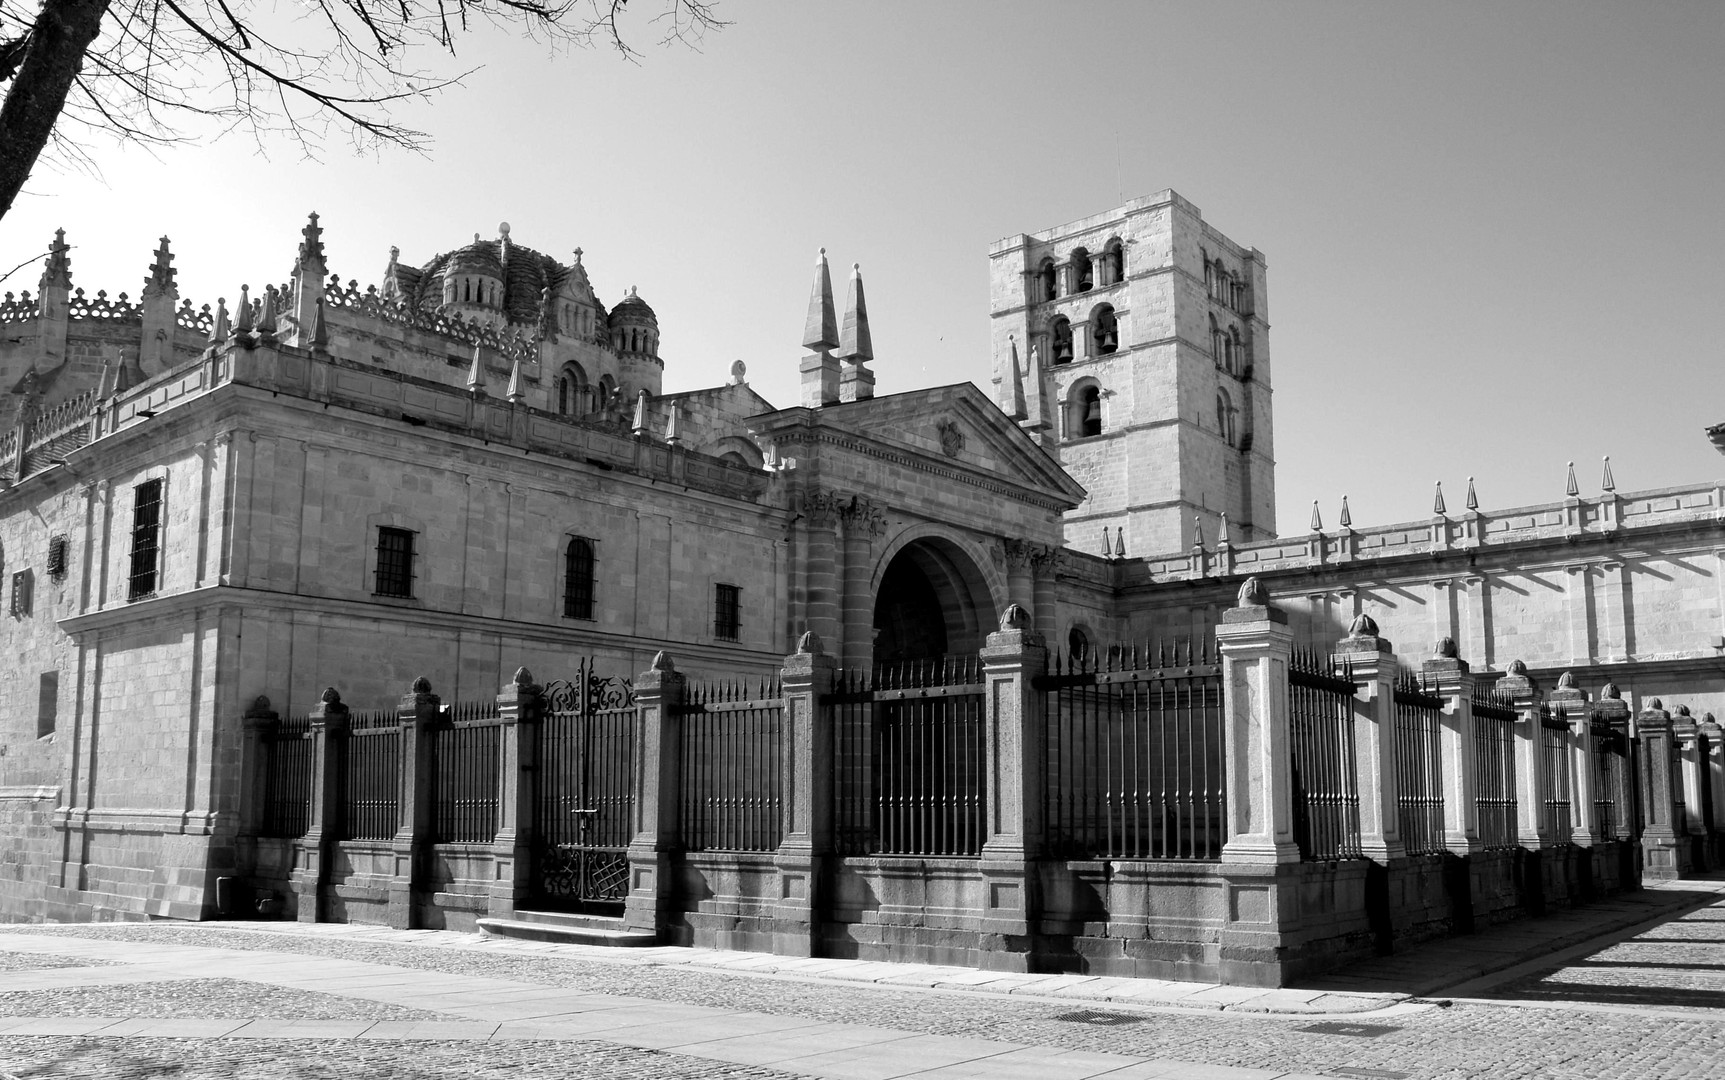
[714,583,740,641]
[128,479,163,600]
[564,537,595,620]
[46,536,67,581]
[10,569,32,617]
[374,527,415,598]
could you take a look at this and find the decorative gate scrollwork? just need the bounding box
[530,660,637,912]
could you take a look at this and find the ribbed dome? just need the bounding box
[608,286,656,324]
[445,240,503,278]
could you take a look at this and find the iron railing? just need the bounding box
[431,702,503,844]
[1590,717,1620,842]
[678,678,784,852]
[1289,650,1361,860]
[1393,673,1446,857]
[343,722,401,841]
[1472,688,1520,849]
[533,665,637,908]
[830,656,985,857]
[1037,639,1225,860]
[259,714,313,838]
[1540,705,1573,842]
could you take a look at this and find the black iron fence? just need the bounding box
[1590,716,1620,842]
[533,669,638,909]
[1472,688,1520,850]
[343,718,401,842]
[1540,705,1573,842]
[259,713,313,838]
[1037,640,1225,860]
[830,657,986,858]
[678,678,784,853]
[1392,673,1446,857]
[1289,650,1361,860]
[431,702,503,844]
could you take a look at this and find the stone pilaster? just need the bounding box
[1334,616,1403,862]
[390,677,440,928]
[1422,641,1479,855]
[774,632,836,956]
[624,652,684,935]
[1216,579,1298,863]
[977,605,1047,970]
[291,688,349,923]
[238,696,279,839]
[489,667,544,919]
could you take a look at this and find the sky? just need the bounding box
[2,1,1721,540]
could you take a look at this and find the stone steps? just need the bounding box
[476,910,657,948]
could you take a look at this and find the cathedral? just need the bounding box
[0,191,1719,962]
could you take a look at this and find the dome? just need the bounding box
[445,238,504,278]
[608,286,657,325]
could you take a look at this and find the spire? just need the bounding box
[1433,480,1446,516]
[210,298,230,343]
[296,212,326,274]
[234,285,254,336]
[665,402,682,447]
[309,298,329,352]
[506,356,525,403]
[839,262,873,362]
[631,390,649,436]
[1113,526,1125,558]
[256,285,279,339]
[1192,514,1205,551]
[40,229,71,290]
[143,236,176,299]
[802,247,839,351]
[1339,495,1352,529]
[466,344,487,395]
[1310,500,1323,533]
[1601,455,1615,492]
[1005,335,1027,420]
[1565,460,1579,498]
[1217,512,1231,546]
[1465,476,1478,512]
[1101,526,1112,558]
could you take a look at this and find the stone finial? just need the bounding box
[1236,576,1268,607]
[1339,495,1352,529]
[1113,527,1125,559]
[730,359,747,385]
[466,345,487,395]
[321,687,342,704]
[1310,501,1323,533]
[802,247,839,351]
[1465,476,1478,512]
[1191,514,1204,551]
[411,676,432,694]
[1565,460,1579,498]
[1506,659,1528,676]
[233,285,254,335]
[1600,681,1621,700]
[210,298,230,343]
[1648,696,1663,710]
[650,651,676,671]
[631,389,649,436]
[309,298,329,351]
[1435,636,1458,658]
[796,630,824,654]
[257,285,279,337]
[1101,526,1112,558]
[296,211,326,272]
[1005,335,1027,421]
[40,228,71,290]
[513,666,535,688]
[506,357,525,403]
[664,402,682,446]
[1432,480,1446,516]
[1556,670,1576,690]
[244,695,275,718]
[1347,612,1379,637]
[1675,704,1692,718]
[143,236,176,299]
[999,603,1032,631]
[1217,512,1231,546]
[1601,455,1615,493]
[95,352,121,400]
[838,263,873,363]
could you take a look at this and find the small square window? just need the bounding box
[46,536,68,581]
[374,527,415,598]
[714,583,740,642]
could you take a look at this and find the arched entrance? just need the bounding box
[871,537,994,665]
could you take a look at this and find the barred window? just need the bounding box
[46,535,68,581]
[10,569,32,617]
[38,672,57,739]
[128,479,163,601]
[374,527,415,598]
[563,537,595,620]
[714,583,740,641]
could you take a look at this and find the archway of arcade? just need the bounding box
[870,537,996,668]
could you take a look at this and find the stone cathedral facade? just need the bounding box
[0,189,1719,926]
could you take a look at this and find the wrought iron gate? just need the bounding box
[529,663,637,912]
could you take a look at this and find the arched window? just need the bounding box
[564,538,596,620]
[1068,626,1091,666]
[1209,313,1222,366]
[1202,251,1213,297]
[1072,247,1093,292]
[556,363,587,416]
[1103,239,1124,286]
[1216,389,1235,447]
[1038,259,1058,302]
[598,374,616,409]
[1073,382,1103,438]
[1050,316,1074,364]
[1091,305,1118,356]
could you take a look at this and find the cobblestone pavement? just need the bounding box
[1,888,1723,1080]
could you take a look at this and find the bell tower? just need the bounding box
[988,190,1275,557]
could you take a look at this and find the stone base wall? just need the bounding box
[0,791,59,921]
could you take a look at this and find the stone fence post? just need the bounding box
[489,667,544,919]
[1496,662,1552,852]
[1215,578,1298,863]
[291,688,349,922]
[625,652,685,936]
[1548,673,1594,848]
[1594,685,1634,845]
[391,677,441,929]
[1334,614,1402,862]
[1702,713,1725,866]
[775,632,836,956]
[1422,639,1478,856]
[1638,699,1690,880]
[978,603,1048,971]
[238,695,279,839]
[1673,707,1713,870]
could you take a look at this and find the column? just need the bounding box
[775,632,836,956]
[390,677,440,929]
[1638,700,1690,880]
[290,688,348,923]
[977,604,1048,970]
[489,667,544,919]
[1423,640,1479,855]
[1216,579,1299,862]
[624,652,685,934]
[1497,662,1551,851]
[1334,615,1403,862]
[1548,674,1594,848]
[238,696,279,839]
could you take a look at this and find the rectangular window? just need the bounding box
[714,583,740,641]
[45,536,67,581]
[563,537,596,620]
[374,527,415,598]
[127,478,163,600]
[10,569,31,617]
[38,672,58,739]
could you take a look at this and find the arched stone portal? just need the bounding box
[871,538,994,665]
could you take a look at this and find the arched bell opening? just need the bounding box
[871,538,993,665]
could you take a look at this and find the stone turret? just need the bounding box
[37,230,71,368]
[139,236,177,375]
[288,212,327,348]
